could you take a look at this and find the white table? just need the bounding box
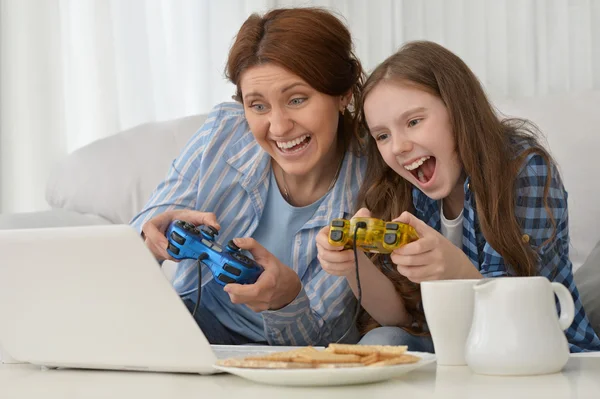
[1,354,599,399]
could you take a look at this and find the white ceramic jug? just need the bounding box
[465,276,574,375]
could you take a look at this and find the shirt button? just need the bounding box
[522,234,530,243]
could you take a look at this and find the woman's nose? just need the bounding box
[269,108,294,136]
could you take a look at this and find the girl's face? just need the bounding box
[363,81,463,200]
[240,63,347,178]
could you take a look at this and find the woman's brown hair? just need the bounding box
[225,7,366,153]
[357,41,557,334]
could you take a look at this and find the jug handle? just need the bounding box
[551,282,575,331]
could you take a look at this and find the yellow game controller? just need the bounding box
[328,217,419,254]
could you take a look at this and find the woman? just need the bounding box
[316,41,600,352]
[131,8,367,346]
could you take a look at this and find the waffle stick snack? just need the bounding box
[325,343,408,357]
[217,358,315,369]
[243,346,320,362]
[216,343,421,369]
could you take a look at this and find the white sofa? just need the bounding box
[0,92,599,334]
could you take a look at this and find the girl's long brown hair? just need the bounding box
[357,41,558,335]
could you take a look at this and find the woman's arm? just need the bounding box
[129,103,233,290]
[225,237,411,345]
[259,259,411,346]
[129,105,225,231]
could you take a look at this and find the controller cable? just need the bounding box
[191,253,208,318]
[335,221,367,343]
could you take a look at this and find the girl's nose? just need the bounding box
[392,134,413,156]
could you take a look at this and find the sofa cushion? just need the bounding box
[0,209,110,230]
[574,240,600,336]
[45,114,207,224]
[493,91,600,271]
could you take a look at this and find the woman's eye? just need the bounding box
[289,97,306,106]
[251,104,267,112]
[408,118,422,127]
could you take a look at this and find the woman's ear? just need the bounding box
[340,90,353,112]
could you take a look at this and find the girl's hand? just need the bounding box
[316,208,371,277]
[223,238,302,312]
[390,211,482,283]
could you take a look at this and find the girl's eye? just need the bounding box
[375,133,390,142]
[408,118,422,127]
[289,97,306,106]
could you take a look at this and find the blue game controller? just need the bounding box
[165,220,264,286]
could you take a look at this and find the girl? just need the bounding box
[316,41,600,352]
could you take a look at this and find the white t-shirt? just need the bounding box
[440,201,464,249]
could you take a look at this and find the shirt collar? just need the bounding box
[412,175,472,214]
[224,120,360,218]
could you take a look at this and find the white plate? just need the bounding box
[213,351,436,387]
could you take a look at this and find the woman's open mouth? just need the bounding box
[404,156,436,185]
[275,134,312,154]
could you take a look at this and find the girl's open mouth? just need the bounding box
[405,156,436,185]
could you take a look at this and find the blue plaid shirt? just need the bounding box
[412,149,600,352]
[131,102,366,346]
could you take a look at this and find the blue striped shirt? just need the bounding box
[130,102,366,346]
[411,144,600,352]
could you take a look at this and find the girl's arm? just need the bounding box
[344,251,413,327]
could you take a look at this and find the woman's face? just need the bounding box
[363,81,463,200]
[240,63,348,177]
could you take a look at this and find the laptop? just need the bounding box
[0,224,297,374]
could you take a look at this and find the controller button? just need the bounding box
[226,240,240,251]
[167,242,180,255]
[201,238,213,248]
[170,232,185,245]
[386,223,399,231]
[384,233,397,245]
[331,220,345,228]
[223,264,242,276]
[218,274,236,284]
[231,252,250,265]
[211,243,222,253]
[201,225,218,237]
[330,230,344,242]
[231,252,244,261]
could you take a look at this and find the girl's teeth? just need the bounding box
[404,156,430,171]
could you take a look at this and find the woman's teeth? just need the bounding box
[276,134,310,150]
[404,156,430,171]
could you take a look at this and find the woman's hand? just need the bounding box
[391,211,482,283]
[315,208,371,277]
[223,238,302,312]
[141,209,220,261]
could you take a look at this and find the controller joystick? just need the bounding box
[226,240,240,252]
